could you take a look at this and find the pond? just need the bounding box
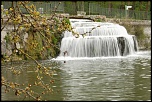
[1,50,151,101]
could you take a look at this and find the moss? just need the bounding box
[51,35,58,45]
[121,23,134,34]
[133,25,147,48]
[121,22,145,39]
[134,26,145,40]
[53,18,60,24]
[62,18,70,25]
[4,33,12,48]
[24,30,44,60]
[121,23,150,49]
[95,18,102,22]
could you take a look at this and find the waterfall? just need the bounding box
[58,19,138,58]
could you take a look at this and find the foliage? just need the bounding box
[121,23,150,49]
[1,1,112,100]
[94,18,102,22]
[134,25,145,40]
[63,1,150,15]
[121,23,134,34]
[1,1,73,101]
[133,25,148,48]
[1,1,150,101]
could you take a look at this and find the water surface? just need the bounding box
[1,51,151,101]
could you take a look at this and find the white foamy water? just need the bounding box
[57,19,139,58]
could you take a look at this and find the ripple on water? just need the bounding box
[142,76,150,79]
[1,51,151,101]
[141,63,150,66]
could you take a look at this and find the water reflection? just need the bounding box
[1,60,64,101]
[58,59,134,101]
[57,51,151,101]
[133,58,151,101]
[1,51,151,101]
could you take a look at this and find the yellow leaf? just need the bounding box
[25,87,30,91]
[1,76,5,81]
[10,82,15,89]
[9,8,13,11]
[19,26,23,30]
[5,11,8,15]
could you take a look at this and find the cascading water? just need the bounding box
[58,19,138,58]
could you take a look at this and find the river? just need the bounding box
[1,50,151,101]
